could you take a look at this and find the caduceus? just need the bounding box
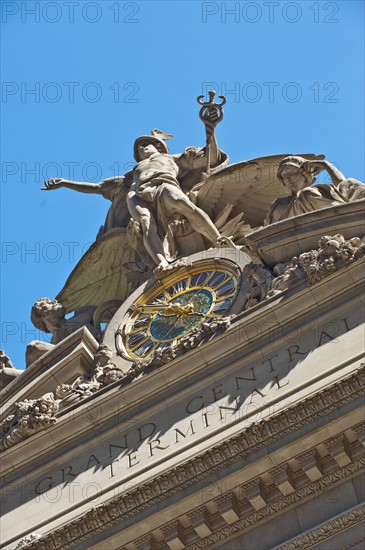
[197,90,226,175]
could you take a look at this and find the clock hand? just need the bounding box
[130,303,181,315]
[131,303,195,316]
[159,303,195,317]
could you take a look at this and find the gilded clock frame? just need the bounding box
[116,258,242,361]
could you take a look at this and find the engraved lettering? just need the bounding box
[138,423,156,442]
[235,368,257,388]
[109,440,128,458]
[202,410,211,428]
[148,439,169,457]
[86,454,102,469]
[342,317,359,332]
[186,395,204,414]
[219,398,239,421]
[127,450,141,468]
[212,384,226,402]
[35,477,53,495]
[318,330,335,346]
[109,462,116,478]
[61,466,77,482]
[262,355,279,372]
[273,375,289,389]
[287,344,308,362]
[249,388,266,403]
[174,420,195,443]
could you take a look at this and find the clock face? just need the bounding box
[116,263,240,361]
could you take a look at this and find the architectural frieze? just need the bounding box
[183,500,365,550]
[103,458,365,550]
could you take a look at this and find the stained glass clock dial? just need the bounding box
[116,261,240,361]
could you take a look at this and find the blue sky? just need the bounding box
[1,0,364,368]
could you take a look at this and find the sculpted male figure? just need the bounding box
[126,133,228,268]
[0,351,23,390]
[43,128,229,269]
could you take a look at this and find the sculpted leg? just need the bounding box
[127,193,169,267]
[162,187,221,243]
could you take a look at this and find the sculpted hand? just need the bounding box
[41,178,69,190]
[204,107,221,141]
[301,160,325,176]
[206,106,221,128]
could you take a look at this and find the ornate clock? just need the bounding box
[115,259,242,361]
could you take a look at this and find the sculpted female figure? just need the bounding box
[265,156,365,224]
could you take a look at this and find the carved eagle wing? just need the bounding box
[56,229,135,313]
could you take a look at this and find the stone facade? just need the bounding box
[1,95,364,549]
[1,245,364,548]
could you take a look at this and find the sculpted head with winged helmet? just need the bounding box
[133,129,173,162]
[277,155,316,193]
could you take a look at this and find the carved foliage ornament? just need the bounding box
[0,345,122,452]
[244,234,365,306]
[0,394,58,451]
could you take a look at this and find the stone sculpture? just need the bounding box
[265,156,365,224]
[26,298,98,367]
[30,297,98,343]
[0,350,23,390]
[43,93,260,313]
[28,93,364,355]
[270,234,365,291]
[43,94,233,271]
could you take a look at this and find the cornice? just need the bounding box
[176,466,365,550]
[0,327,98,409]
[274,504,365,550]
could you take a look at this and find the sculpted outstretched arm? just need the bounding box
[42,178,105,194]
[42,176,128,201]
